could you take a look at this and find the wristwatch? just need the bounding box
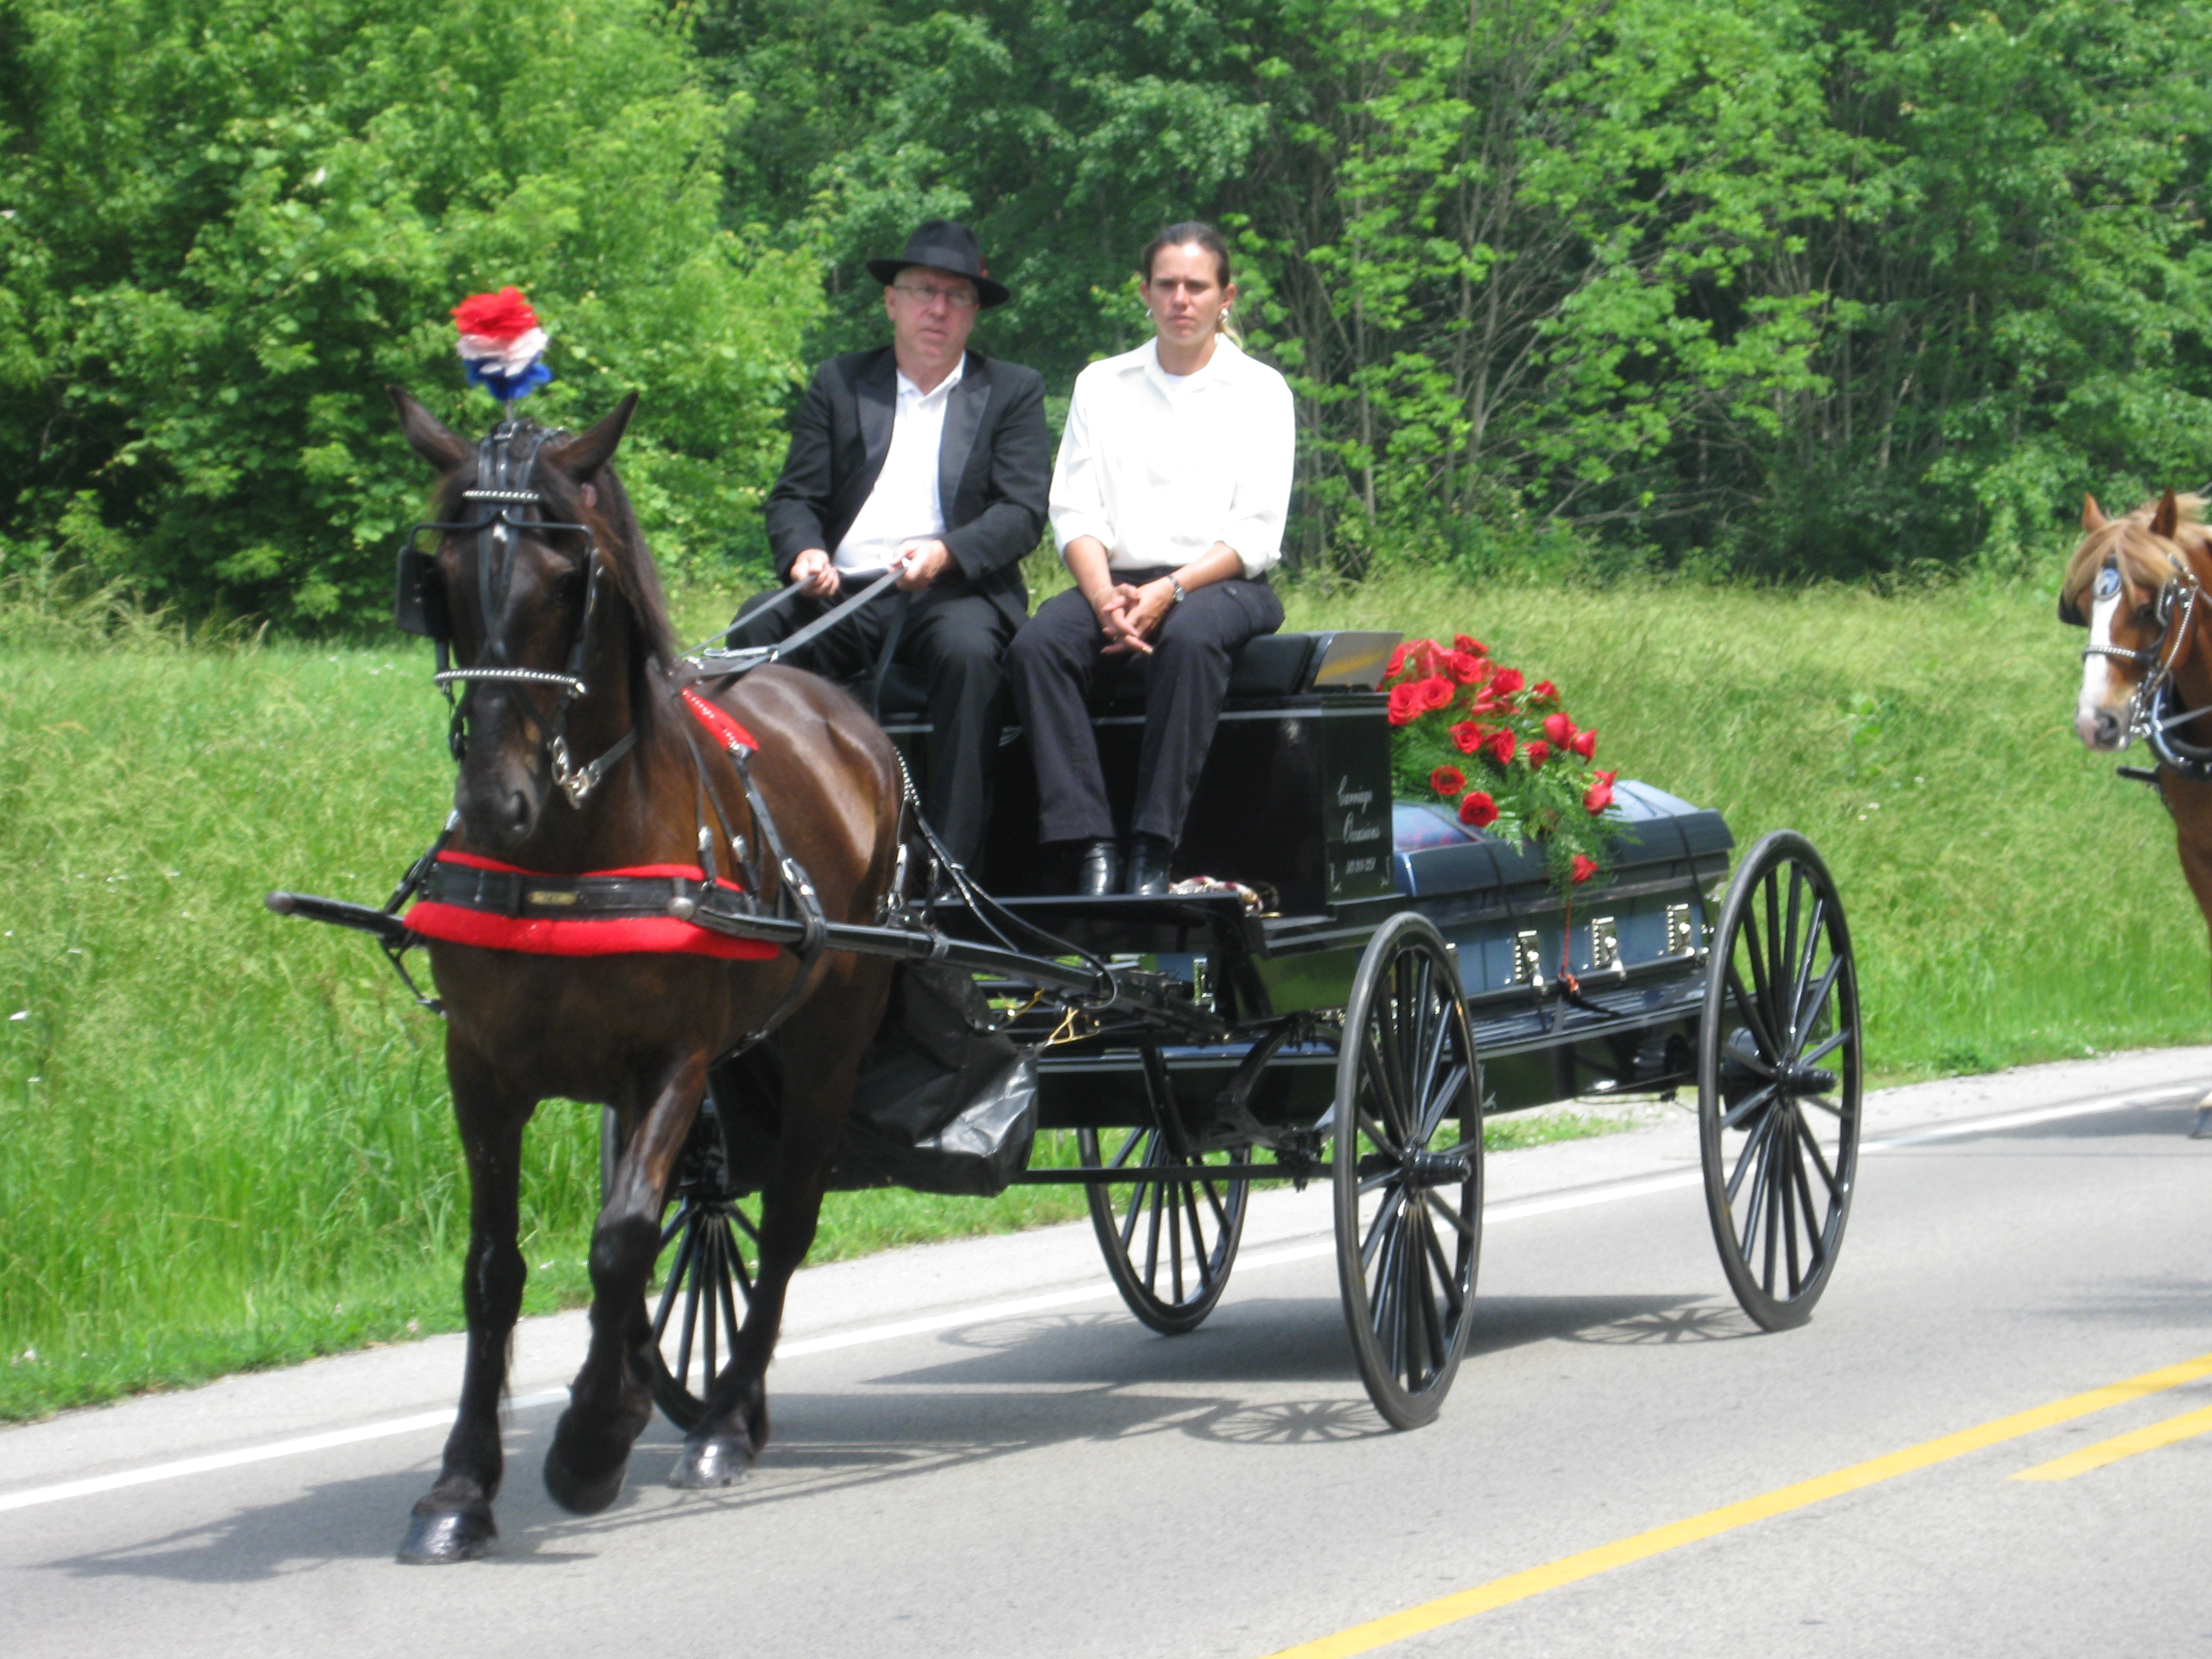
[1168,575,1187,605]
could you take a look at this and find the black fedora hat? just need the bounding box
[865,218,1011,309]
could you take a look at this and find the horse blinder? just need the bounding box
[395,545,452,640]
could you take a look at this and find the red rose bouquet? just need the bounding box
[1384,634,1618,891]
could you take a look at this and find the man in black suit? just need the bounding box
[729,220,1051,867]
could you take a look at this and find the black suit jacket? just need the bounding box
[763,347,1051,631]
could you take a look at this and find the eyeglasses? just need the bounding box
[893,282,980,310]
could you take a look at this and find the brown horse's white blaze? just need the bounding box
[2073,579,2130,751]
[2059,487,2212,1137]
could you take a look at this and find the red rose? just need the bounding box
[1530,680,1559,705]
[1571,728,1597,759]
[1490,667,1525,697]
[1386,643,1409,677]
[1459,790,1500,828]
[1485,729,1517,765]
[1583,769,1617,814]
[1453,634,1485,656]
[1526,739,1552,771]
[1418,675,1455,711]
[1430,764,1466,797]
[1450,720,1487,754]
[1570,854,1598,885]
[1387,683,1422,725]
[1543,712,1574,746]
[1448,650,1486,684]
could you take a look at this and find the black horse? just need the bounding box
[387,389,903,1562]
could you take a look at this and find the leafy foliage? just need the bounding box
[0,0,819,623]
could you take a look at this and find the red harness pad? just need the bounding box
[404,851,776,960]
[682,688,760,755]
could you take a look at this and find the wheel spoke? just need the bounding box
[1424,1188,1475,1239]
[1721,1079,1780,1131]
[1423,1205,1466,1319]
[700,1223,720,1386]
[1199,1174,1232,1234]
[1778,1133,1801,1294]
[1788,897,1828,1038]
[1783,866,1807,1020]
[1795,1111,1840,1199]
[1417,1058,1469,1149]
[1361,1181,1408,1273]
[1182,1183,1215,1288]
[1788,1122,1829,1272]
[1109,1125,1146,1170]
[1726,1105,1777,1204]
[1741,902,1780,1051]
[1168,1179,1187,1304]
[1757,1125,1781,1294]
[1795,956,1846,1053]
[674,1225,706,1389]
[1142,1176,1165,1293]
[1725,962,1785,1068]
[1797,1024,1849,1070]
[1118,1170,1151,1252]
[1762,866,1786,1033]
[1363,1031,1407,1150]
[717,1220,745,1352]
[652,1214,699,1343]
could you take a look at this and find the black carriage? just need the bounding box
[631,627,1863,1432]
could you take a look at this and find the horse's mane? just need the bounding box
[430,419,681,674]
[2061,493,2211,612]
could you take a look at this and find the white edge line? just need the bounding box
[0,1085,2168,1517]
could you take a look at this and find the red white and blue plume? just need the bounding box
[451,287,552,402]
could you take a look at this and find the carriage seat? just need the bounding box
[869,630,1392,720]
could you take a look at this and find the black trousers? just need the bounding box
[1005,569,1284,846]
[727,584,1013,866]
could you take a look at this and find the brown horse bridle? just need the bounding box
[2065,555,2212,781]
[393,419,635,806]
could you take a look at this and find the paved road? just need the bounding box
[5,1049,2211,1658]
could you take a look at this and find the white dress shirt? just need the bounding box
[1049,335,1294,580]
[834,356,967,573]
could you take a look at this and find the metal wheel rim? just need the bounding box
[1697,830,1862,1331]
[1078,1127,1250,1335]
[1333,912,1483,1430]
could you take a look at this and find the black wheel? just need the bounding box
[602,1105,757,1432]
[1698,830,1862,1330]
[1077,1119,1250,1336]
[1333,912,1483,1429]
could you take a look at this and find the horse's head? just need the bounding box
[2060,488,2209,752]
[390,387,668,851]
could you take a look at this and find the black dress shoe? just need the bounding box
[1075,838,1122,897]
[1125,835,1173,897]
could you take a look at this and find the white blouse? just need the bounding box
[1048,336,1295,580]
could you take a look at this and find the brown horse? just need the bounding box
[2061,487,2212,1136]
[387,389,903,1561]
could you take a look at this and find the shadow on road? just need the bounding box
[35,1288,1736,1581]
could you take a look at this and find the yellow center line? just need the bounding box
[2011,1401,2212,1481]
[1263,1351,2212,1659]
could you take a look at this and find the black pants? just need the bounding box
[1005,569,1284,846]
[727,584,1013,867]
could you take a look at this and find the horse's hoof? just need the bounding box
[668,1431,754,1490]
[398,1505,495,1564]
[542,1443,629,1515]
[2191,1107,2212,1140]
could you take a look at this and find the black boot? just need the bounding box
[1125,834,1173,897]
[1075,838,1122,897]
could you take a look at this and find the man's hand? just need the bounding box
[1094,582,1152,655]
[1119,578,1178,645]
[790,548,841,598]
[893,538,951,592]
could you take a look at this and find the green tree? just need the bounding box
[0,0,820,623]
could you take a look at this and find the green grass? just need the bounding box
[3,566,2204,1419]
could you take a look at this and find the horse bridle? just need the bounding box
[393,420,635,805]
[2067,555,2212,780]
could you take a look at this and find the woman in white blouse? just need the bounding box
[1006,222,1295,896]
